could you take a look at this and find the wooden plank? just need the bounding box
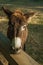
[0,33,40,65]
[10,50,40,65]
[0,53,8,65]
[0,33,18,65]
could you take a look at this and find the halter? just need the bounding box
[11,24,27,52]
[20,25,27,31]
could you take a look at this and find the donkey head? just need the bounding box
[2,7,35,53]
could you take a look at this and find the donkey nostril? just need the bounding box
[16,48,18,51]
[16,47,21,51]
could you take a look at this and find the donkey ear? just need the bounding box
[2,7,13,17]
[24,12,35,19]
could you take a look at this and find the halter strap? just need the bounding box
[20,25,27,31]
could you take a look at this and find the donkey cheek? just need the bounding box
[15,37,22,48]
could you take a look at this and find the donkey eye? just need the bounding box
[12,22,13,25]
[11,22,15,26]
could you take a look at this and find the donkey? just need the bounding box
[2,7,35,53]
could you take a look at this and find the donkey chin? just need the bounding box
[12,37,22,54]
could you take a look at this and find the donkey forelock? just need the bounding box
[11,9,27,25]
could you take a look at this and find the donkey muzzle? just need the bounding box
[12,37,22,53]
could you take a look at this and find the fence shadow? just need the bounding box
[0,32,18,65]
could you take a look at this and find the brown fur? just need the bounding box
[7,10,28,50]
[2,7,35,50]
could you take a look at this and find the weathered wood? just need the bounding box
[0,33,18,65]
[0,33,40,65]
[10,50,40,65]
[0,53,8,65]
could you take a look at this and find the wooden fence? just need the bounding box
[0,33,40,65]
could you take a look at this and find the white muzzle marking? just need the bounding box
[15,37,22,48]
[12,37,22,49]
[12,25,26,50]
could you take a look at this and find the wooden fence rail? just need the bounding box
[0,33,40,65]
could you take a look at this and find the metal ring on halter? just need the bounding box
[20,25,27,31]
